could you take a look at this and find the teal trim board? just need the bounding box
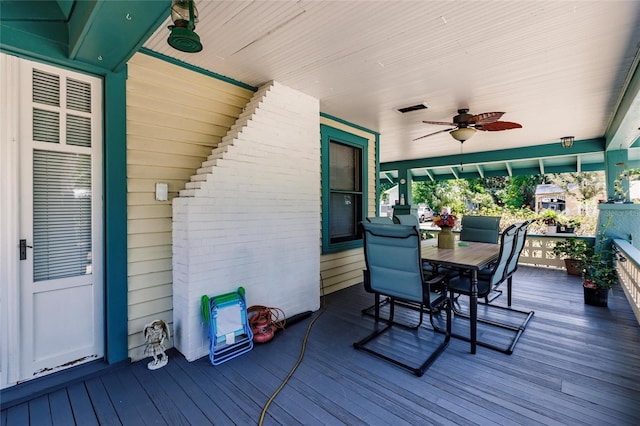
[375,132,380,217]
[396,167,410,205]
[320,112,380,217]
[321,124,368,254]
[1,0,170,72]
[320,112,380,137]
[381,138,605,171]
[104,70,129,364]
[605,46,640,151]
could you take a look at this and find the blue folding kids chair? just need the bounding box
[201,287,253,365]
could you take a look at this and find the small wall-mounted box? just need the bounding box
[155,182,168,201]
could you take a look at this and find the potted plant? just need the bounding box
[581,218,618,306]
[556,218,580,234]
[420,229,435,240]
[551,237,590,275]
[539,210,559,234]
[613,167,640,203]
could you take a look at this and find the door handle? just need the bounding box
[20,239,32,261]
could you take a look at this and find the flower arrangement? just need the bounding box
[432,213,457,228]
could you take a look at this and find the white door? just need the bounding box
[2,55,104,385]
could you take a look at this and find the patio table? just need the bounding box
[421,239,500,354]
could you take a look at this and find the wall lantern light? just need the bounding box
[560,136,574,148]
[168,0,203,53]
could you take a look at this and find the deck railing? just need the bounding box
[518,234,595,269]
[429,229,640,323]
[614,239,640,324]
[428,230,592,269]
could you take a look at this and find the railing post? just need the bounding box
[614,240,640,325]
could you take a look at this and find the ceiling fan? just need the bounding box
[413,108,522,142]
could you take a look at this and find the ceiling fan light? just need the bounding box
[450,127,476,142]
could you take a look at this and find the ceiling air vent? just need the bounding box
[396,103,429,114]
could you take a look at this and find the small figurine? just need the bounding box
[144,319,170,370]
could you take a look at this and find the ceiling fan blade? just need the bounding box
[422,120,456,126]
[413,128,455,141]
[467,112,504,125]
[476,121,522,131]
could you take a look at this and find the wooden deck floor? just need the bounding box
[2,266,640,425]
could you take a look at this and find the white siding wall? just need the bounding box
[126,53,254,360]
[319,116,377,295]
[173,81,321,361]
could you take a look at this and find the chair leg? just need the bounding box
[355,297,450,376]
[483,288,503,304]
[361,295,425,330]
[445,293,534,354]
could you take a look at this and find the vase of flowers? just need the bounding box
[433,212,457,249]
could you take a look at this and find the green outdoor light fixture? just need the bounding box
[167,0,203,53]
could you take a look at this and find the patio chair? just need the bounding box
[394,213,440,271]
[365,216,394,224]
[362,216,444,320]
[354,222,451,376]
[393,214,420,228]
[454,214,502,294]
[459,215,501,244]
[443,223,534,354]
[484,220,534,306]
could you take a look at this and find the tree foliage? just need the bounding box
[410,175,542,213]
[503,175,545,209]
[549,172,605,202]
[378,171,605,235]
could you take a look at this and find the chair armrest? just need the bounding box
[424,272,448,291]
[425,272,448,284]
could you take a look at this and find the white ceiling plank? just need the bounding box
[144,1,640,164]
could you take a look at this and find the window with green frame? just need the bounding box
[321,124,368,253]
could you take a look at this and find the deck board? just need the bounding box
[3,404,28,426]
[66,382,100,426]
[48,389,75,426]
[131,360,211,426]
[129,363,192,426]
[170,355,256,425]
[28,395,51,425]
[81,378,117,426]
[2,266,640,425]
[98,371,149,426]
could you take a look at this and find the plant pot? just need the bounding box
[437,227,455,249]
[583,284,609,307]
[546,225,556,234]
[556,225,574,233]
[564,259,582,276]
